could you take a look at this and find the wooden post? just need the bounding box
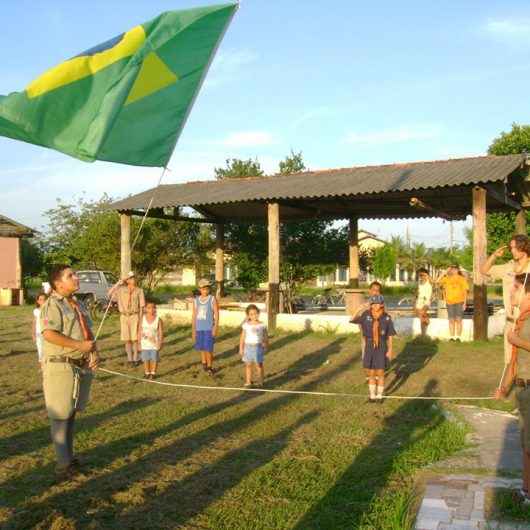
[268,203,280,332]
[215,223,225,298]
[515,209,527,235]
[348,217,360,288]
[120,213,131,279]
[472,187,488,341]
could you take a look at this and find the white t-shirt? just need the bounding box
[242,321,266,345]
[416,282,433,309]
[33,308,42,335]
[140,316,160,350]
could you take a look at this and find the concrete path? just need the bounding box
[415,406,529,530]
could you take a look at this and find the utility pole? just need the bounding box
[449,221,454,254]
[406,224,411,249]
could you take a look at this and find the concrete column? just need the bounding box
[473,187,488,341]
[120,213,131,279]
[215,223,225,298]
[515,209,527,235]
[267,203,280,332]
[348,217,360,288]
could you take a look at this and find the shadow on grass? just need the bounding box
[3,338,350,528]
[0,397,160,462]
[293,379,444,529]
[385,336,439,396]
[0,404,43,422]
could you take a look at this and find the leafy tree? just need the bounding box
[214,158,264,180]
[41,195,205,289]
[485,123,530,251]
[372,245,396,281]
[278,150,305,174]
[21,238,45,279]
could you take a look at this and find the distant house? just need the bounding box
[0,214,35,305]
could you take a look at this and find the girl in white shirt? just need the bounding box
[415,268,433,336]
[33,293,47,363]
[239,304,268,387]
[139,302,164,380]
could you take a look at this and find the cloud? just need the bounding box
[218,130,275,147]
[204,49,258,88]
[344,125,440,146]
[483,18,530,38]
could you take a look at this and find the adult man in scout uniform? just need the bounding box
[41,264,99,479]
[109,271,145,367]
[482,235,530,364]
[495,273,530,504]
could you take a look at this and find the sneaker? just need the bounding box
[207,368,215,376]
[244,382,253,388]
[367,398,375,404]
[455,338,461,343]
[55,463,77,482]
[144,373,150,379]
[518,488,530,504]
[150,374,156,380]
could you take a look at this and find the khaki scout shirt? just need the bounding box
[488,260,530,319]
[40,293,92,360]
[112,286,145,315]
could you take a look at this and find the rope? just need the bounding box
[98,367,495,401]
[93,166,168,342]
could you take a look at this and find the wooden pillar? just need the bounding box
[472,187,488,341]
[515,209,527,235]
[120,213,131,279]
[268,203,280,332]
[215,223,225,298]
[348,217,360,288]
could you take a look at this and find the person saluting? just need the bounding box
[41,264,99,479]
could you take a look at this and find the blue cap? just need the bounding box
[369,295,385,305]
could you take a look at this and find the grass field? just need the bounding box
[0,306,512,529]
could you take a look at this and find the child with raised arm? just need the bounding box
[140,301,164,380]
[352,295,396,403]
[239,304,268,387]
[33,292,47,363]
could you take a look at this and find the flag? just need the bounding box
[0,3,237,167]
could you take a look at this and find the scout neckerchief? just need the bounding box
[370,306,384,348]
[67,297,93,341]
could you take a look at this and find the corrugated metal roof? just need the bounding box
[0,214,34,237]
[110,154,525,211]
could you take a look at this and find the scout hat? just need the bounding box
[198,278,211,288]
[126,271,135,279]
[369,295,385,305]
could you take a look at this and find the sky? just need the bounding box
[1,0,530,248]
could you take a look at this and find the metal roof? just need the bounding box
[0,214,35,237]
[110,154,526,221]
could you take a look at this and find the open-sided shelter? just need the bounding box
[110,154,530,338]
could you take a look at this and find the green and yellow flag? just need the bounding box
[0,3,237,167]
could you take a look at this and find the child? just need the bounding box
[415,268,433,336]
[352,295,396,403]
[140,301,164,380]
[239,304,268,387]
[192,278,219,376]
[33,292,47,363]
[354,281,383,355]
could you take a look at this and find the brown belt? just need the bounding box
[48,356,87,367]
[506,317,515,323]
[516,378,530,388]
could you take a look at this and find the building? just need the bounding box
[0,214,35,305]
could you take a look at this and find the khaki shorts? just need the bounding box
[516,387,530,453]
[42,360,93,420]
[120,314,139,341]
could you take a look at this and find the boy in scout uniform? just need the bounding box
[495,273,530,504]
[109,271,145,367]
[41,264,99,479]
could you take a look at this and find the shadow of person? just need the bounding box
[294,379,443,529]
[385,336,439,396]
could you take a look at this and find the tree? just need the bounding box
[42,195,205,289]
[372,245,396,281]
[485,123,530,251]
[214,158,264,180]
[278,150,305,174]
[21,238,45,279]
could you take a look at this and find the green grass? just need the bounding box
[0,306,512,529]
[487,489,530,522]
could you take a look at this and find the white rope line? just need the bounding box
[98,367,495,401]
[93,166,168,342]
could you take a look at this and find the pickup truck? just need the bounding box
[76,270,119,318]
